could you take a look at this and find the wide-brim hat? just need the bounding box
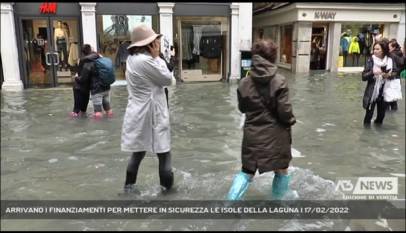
[127,24,162,50]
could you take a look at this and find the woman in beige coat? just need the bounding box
[121,25,173,193]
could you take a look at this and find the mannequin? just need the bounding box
[348,36,360,66]
[68,36,79,73]
[54,21,69,71]
[340,32,351,66]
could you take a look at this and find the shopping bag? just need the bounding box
[383,78,402,102]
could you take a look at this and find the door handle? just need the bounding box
[45,52,52,66]
[53,52,59,65]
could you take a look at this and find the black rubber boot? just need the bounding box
[159,171,174,190]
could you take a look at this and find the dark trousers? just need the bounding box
[388,101,398,111]
[72,88,90,113]
[364,96,387,125]
[125,151,173,189]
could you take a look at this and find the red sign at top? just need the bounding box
[40,2,57,14]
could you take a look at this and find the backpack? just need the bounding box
[95,57,115,86]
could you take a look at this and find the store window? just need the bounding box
[280,24,293,64]
[263,26,278,44]
[310,24,329,70]
[339,24,384,68]
[96,15,159,80]
[174,16,229,82]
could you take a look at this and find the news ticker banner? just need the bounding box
[1,200,404,219]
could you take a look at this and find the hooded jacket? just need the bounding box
[348,37,360,54]
[390,48,404,77]
[237,55,296,173]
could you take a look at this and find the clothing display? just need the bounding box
[68,42,79,67]
[349,37,360,66]
[340,35,350,53]
[192,25,203,55]
[54,25,69,68]
[181,27,193,61]
[364,33,373,55]
[357,33,366,57]
[348,37,360,54]
[340,34,350,66]
[199,25,222,59]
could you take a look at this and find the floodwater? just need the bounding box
[1,70,405,231]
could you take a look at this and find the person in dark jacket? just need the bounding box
[387,39,404,111]
[362,40,397,127]
[78,44,113,119]
[70,46,93,118]
[227,39,297,201]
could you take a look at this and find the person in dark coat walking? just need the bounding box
[387,39,404,111]
[78,44,113,119]
[70,45,94,118]
[362,40,397,127]
[227,39,297,201]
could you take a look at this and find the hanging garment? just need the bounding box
[199,25,222,59]
[181,27,193,61]
[68,43,79,66]
[192,25,203,55]
[357,33,366,56]
[340,36,350,53]
[348,36,360,54]
[54,28,68,48]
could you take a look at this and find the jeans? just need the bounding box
[91,90,111,112]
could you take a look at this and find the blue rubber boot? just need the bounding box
[227,171,252,201]
[271,173,298,200]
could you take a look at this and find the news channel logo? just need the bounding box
[335,177,399,200]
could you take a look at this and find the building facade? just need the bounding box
[253,3,405,73]
[1,2,252,91]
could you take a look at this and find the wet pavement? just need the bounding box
[1,70,405,230]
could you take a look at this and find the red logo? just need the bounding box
[39,2,57,14]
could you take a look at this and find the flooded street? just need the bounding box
[1,71,405,230]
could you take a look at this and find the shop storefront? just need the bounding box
[1,2,252,90]
[253,3,405,73]
[95,3,160,81]
[173,3,231,82]
[14,2,82,88]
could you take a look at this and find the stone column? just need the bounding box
[80,3,97,51]
[238,3,252,51]
[1,3,24,91]
[158,3,175,61]
[229,3,240,80]
[292,21,312,73]
[327,22,341,72]
[397,11,405,47]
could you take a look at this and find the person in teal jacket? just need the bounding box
[340,33,351,66]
